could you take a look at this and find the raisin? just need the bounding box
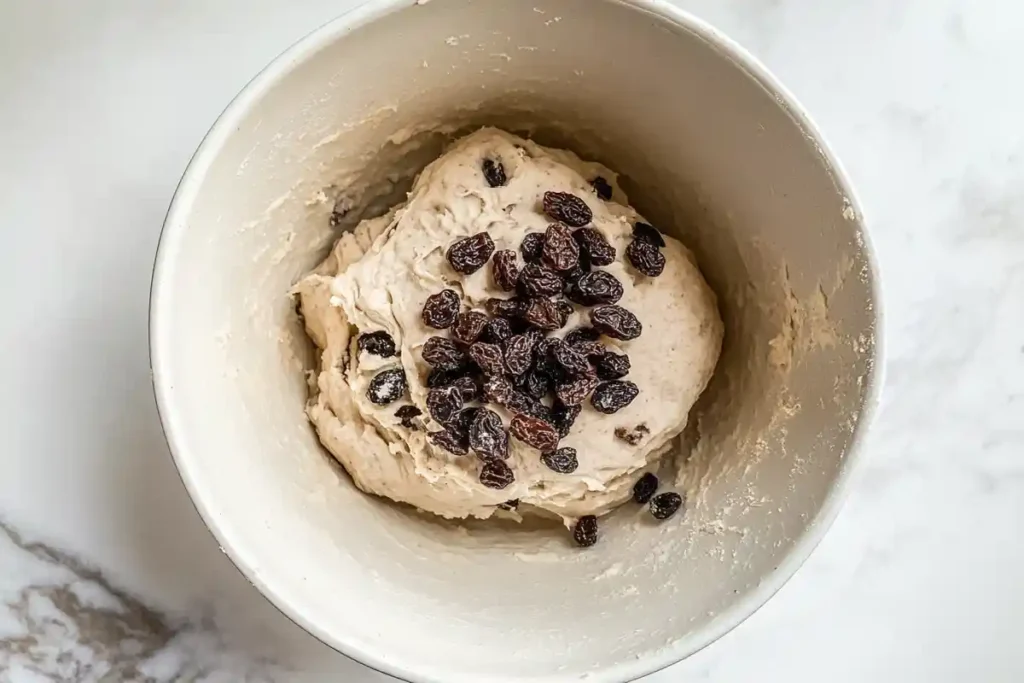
[520,232,545,263]
[522,298,564,331]
[554,300,574,329]
[572,227,615,266]
[555,375,599,406]
[517,263,564,298]
[564,326,600,346]
[367,368,407,405]
[426,366,469,388]
[626,239,666,277]
[571,270,624,305]
[550,339,592,378]
[505,332,539,375]
[542,222,580,272]
[447,232,495,274]
[591,176,613,201]
[491,250,520,292]
[590,305,642,340]
[541,447,578,474]
[485,297,526,320]
[479,459,515,489]
[483,316,515,344]
[395,405,422,429]
[422,289,460,329]
[616,423,650,446]
[451,375,482,402]
[498,499,519,511]
[650,491,684,520]
[520,368,551,400]
[482,158,507,187]
[532,338,566,383]
[591,380,639,413]
[633,221,666,248]
[469,408,509,460]
[357,331,397,357]
[422,336,467,371]
[594,351,630,380]
[572,340,606,358]
[469,342,506,376]
[551,402,582,438]
[452,311,488,345]
[632,472,658,503]
[543,191,592,227]
[573,515,598,547]
[429,428,469,455]
[509,414,560,452]
[427,385,464,425]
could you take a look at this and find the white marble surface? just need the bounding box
[1,0,1022,680]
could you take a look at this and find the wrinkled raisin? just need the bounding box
[650,491,684,520]
[505,332,538,375]
[427,385,464,425]
[550,339,593,378]
[480,459,515,489]
[510,414,560,452]
[590,305,642,340]
[591,176,612,201]
[551,402,582,438]
[422,289,460,329]
[564,327,600,346]
[367,368,407,405]
[633,221,666,248]
[483,316,515,344]
[482,158,507,187]
[469,408,509,461]
[469,342,506,376]
[452,311,488,345]
[573,515,598,547]
[616,423,650,446]
[519,368,551,400]
[555,375,599,406]
[491,250,520,292]
[395,405,422,429]
[429,428,469,455]
[522,298,564,331]
[422,336,467,370]
[451,375,482,402]
[358,331,397,357]
[591,380,639,413]
[541,447,578,474]
[572,340,606,358]
[543,191,592,227]
[498,499,519,510]
[594,351,630,380]
[520,232,545,263]
[632,472,658,503]
[542,222,580,272]
[626,239,666,277]
[485,297,526,320]
[572,227,615,266]
[447,232,495,274]
[517,263,564,298]
[570,270,624,305]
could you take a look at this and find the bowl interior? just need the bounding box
[152,1,879,681]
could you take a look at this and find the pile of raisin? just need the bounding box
[630,472,685,521]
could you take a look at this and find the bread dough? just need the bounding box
[295,128,722,523]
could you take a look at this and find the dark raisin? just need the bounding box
[452,311,488,345]
[550,339,592,378]
[395,405,422,429]
[422,336,467,370]
[590,305,642,340]
[572,340,606,358]
[572,227,615,266]
[498,499,519,511]
[522,298,564,331]
[517,263,564,298]
[429,428,469,455]
[482,158,507,187]
[505,333,539,375]
[483,374,513,404]
[520,232,545,263]
[541,447,578,474]
[632,472,658,503]
[555,375,599,406]
[469,342,506,376]
[564,327,601,346]
[573,515,598,547]
[422,289,460,329]
[483,316,515,344]
[520,368,551,400]
[509,414,560,452]
[626,239,666,277]
[594,351,631,380]
[554,300,574,328]
[446,232,495,274]
[542,222,580,272]
[550,402,582,438]
[491,250,520,292]
[451,375,482,402]
[427,385,464,425]
[543,191,592,227]
[650,491,684,520]
[469,408,509,461]
[479,459,515,489]
[591,380,639,413]
[616,423,650,446]
[485,297,526,320]
[633,221,666,248]
[367,368,407,405]
[591,176,613,201]
[571,270,624,306]
[357,331,397,357]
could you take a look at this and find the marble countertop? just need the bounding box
[1,0,1022,680]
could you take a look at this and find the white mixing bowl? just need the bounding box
[150,1,882,681]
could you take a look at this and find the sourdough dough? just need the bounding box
[295,128,722,523]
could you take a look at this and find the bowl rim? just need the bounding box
[149,1,886,681]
